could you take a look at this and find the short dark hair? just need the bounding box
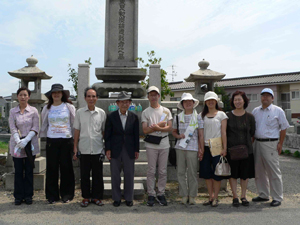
[230,90,249,109]
[84,87,97,98]
[17,87,31,96]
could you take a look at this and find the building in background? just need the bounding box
[167,71,300,119]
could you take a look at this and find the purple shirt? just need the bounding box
[9,105,40,158]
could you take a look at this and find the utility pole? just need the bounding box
[168,65,177,82]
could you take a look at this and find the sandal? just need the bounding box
[80,199,90,207]
[203,199,213,206]
[241,198,249,206]
[91,198,104,206]
[232,198,240,207]
[211,199,219,207]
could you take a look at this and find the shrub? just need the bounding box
[293,151,300,158]
[284,150,291,155]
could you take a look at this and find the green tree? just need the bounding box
[136,51,174,100]
[67,57,92,98]
[214,84,231,112]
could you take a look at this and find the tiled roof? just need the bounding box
[169,71,300,90]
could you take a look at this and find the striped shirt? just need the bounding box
[252,104,290,139]
[9,105,40,158]
[172,113,204,151]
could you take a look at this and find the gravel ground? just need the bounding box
[0,155,299,225]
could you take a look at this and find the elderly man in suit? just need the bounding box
[105,91,139,207]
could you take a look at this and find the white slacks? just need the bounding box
[254,140,283,202]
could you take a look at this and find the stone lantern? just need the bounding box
[5,56,51,190]
[8,56,52,111]
[184,59,225,104]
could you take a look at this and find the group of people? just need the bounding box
[9,83,289,208]
[172,88,289,208]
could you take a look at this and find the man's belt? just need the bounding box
[256,138,278,142]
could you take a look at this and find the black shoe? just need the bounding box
[62,197,71,203]
[270,200,281,207]
[252,196,269,202]
[25,198,32,205]
[156,195,168,206]
[232,198,239,207]
[113,200,121,207]
[48,199,56,204]
[147,196,155,207]
[125,201,133,207]
[15,199,22,205]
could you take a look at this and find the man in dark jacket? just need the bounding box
[104,91,139,207]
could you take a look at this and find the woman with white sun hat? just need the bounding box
[172,93,204,205]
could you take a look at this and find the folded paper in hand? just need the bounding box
[209,137,223,157]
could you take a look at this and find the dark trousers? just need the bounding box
[13,156,36,200]
[110,147,135,201]
[80,154,104,199]
[45,138,75,201]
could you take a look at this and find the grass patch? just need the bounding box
[0,142,8,154]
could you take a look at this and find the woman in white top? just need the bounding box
[172,93,204,205]
[40,84,75,204]
[199,91,228,207]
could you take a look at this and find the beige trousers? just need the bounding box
[254,140,283,201]
[176,149,198,197]
[146,147,169,197]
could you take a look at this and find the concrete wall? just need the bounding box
[290,83,300,117]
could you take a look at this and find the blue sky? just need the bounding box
[1,0,300,97]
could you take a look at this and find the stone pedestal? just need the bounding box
[5,155,46,190]
[95,98,148,136]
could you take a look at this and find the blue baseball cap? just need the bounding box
[261,88,274,97]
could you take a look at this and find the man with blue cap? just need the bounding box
[252,88,289,207]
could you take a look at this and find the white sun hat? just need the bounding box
[177,93,199,111]
[204,91,218,102]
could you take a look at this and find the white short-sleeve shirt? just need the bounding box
[201,111,228,146]
[141,105,173,149]
[252,104,290,139]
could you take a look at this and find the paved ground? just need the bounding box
[0,155,299,225]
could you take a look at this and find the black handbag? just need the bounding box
[144,135,167,145]
[228,145,248,161]
[168,115,179,167]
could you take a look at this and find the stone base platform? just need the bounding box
[93,82,146,98]
[5,171,46,191]
[103,183,145,200]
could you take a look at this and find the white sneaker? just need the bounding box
[189,197,196,205]
[181,197,188,204]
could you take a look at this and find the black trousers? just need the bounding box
[45,138,75,201]
[13,155,36,200]
[80,154,104,199]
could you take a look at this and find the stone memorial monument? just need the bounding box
[93,0,146,98]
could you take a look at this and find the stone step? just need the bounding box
[103,183,145,200]
[103,176,147,187]
[103,162,147,177]
[40,139,146,153]
[104,150,147,162]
